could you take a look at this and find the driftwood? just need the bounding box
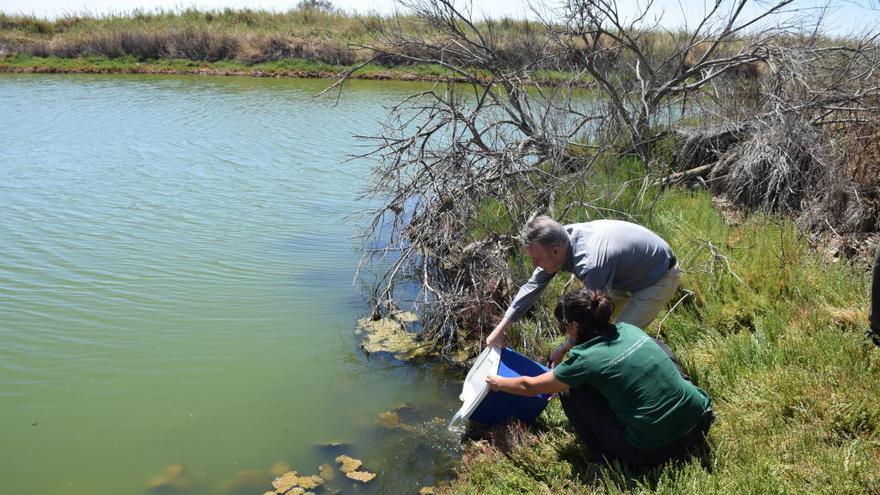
[673,125,748,171]
[657,163,716,187]
[657,124,750,186]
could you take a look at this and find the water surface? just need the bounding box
[0,74,460,495]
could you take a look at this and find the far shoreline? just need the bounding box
[0,56,458,82]
[0,55,576,86]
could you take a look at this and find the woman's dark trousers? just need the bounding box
[558,338,712,467]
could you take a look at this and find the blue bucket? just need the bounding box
[467,348,551,425]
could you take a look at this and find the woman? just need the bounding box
[486,289,714,467]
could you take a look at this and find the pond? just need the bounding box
[0,74,462,495]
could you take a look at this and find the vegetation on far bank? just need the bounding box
[0,7,388,65]
[0,53,574,85]
[0,53,464,80]
[0,6,552,77]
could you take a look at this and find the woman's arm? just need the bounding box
[486,370,569,396]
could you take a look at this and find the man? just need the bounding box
[869,246,880,346]
[485,216,680,362]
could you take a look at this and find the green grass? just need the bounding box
[0,53,579,85]
[440,165,879,494]
[0,53,466,80]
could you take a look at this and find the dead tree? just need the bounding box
[553,0,808,166]
[336,0,880,358]
[555,1,880,233]
[329,0,615,357]
[709,31,880,230]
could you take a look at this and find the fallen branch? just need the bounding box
[656,163,716,186]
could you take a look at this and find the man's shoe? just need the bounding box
[866,327,880,347]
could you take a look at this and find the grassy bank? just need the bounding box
[0,8,387,65]
[0,8,551,78]
[0,53,573,84]
[439,166,878,494]
[0,53,460,80]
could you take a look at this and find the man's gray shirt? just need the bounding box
[503,220,674,322]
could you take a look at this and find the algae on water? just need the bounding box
[268,461,290,477]
[376,410,404,429]
[318,463,336,481]
[334,454,376,483]
[271,471,323,494]
[146,464,191,491]
[334,455,362,473]
[390,310,419,323]
[224,469,267,493]
[345,470,377,482]
[355,313,428,361]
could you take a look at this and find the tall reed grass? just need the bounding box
[0,8,542,66]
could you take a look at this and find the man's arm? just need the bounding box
[486,370,569,396]
[485,267,556,347]
[485,317,513,348]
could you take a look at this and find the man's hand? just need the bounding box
[486,318,513,348]
[485,374,504,391]
[485,331,505,349]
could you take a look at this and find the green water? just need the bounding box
[0,74,460,495]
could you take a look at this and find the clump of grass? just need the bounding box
[439,168,878,494]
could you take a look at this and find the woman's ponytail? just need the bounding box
[593,293,614,326]
[555,289,616,344]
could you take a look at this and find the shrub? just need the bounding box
[164,28,239,62]
[118,30,166,61]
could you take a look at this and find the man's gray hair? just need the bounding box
[522,216,569,248]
